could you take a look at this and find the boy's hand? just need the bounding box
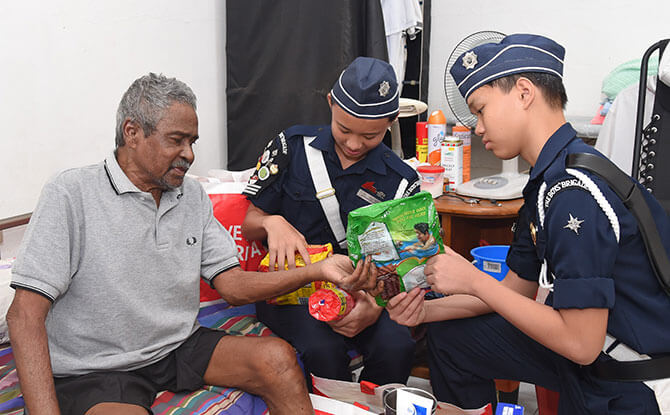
[424,246,483,295]
[328,291,381,337]
[319,255,376,292]
[386,287,426,327]
[263,215,311,271]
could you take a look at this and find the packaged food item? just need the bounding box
[347,192,445,306]
[427,110,446,166]
[259,244,336,305]
[441,135,463,192]
[415,121,428,163]
[452,124,471,182]
[308,287,355,321]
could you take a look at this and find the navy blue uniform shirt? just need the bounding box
[244,125,421,252]
[507,123,670,356]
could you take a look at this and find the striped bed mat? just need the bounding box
[0,300,271,414]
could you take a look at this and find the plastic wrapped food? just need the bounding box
[259,244,336,305]
[347,192,444,306]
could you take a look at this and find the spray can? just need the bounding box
[308,287,355,322]
[427,110,446,166]
[441,135,463,192]
[415,121,428,163]
[452,125,471,183]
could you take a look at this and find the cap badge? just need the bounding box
[462,51,478,70]
[564,213,584,235]
[378,80,391,97]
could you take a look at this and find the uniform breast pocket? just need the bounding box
[281,178,325,232]
[283,178,317,203]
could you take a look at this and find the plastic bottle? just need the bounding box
[452,125,471,183]
[441,135,463,192]
[427,110,446,166]
[308,287,355,322]
[415,121,428,163]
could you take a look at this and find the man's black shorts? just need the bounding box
[53,327,227,415]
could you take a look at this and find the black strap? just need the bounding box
[566,152,670,296]
[591,355,670,382]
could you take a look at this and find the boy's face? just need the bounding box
[328,94,392,165]
[466,85,525,160]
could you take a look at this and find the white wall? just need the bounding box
[0,1,227,220]
[429,0,670,122]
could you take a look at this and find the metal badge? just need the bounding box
[261,150,270,164]
[564,213,584,235]
[529,221,537,245]
[269,164,279,175]
[258,166,270,181]
[378,80,391,97]
[462,51,478,70]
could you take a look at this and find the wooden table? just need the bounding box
[434,194,524,259]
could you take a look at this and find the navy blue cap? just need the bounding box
[330,57,399,119]
[450,34,565,101]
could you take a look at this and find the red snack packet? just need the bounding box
[308,287,355,322]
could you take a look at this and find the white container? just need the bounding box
[417,165,445,198]
[441,137,463,192]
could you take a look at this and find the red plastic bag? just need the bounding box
[199,193,266,302]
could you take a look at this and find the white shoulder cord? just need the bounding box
[536,168,620,291]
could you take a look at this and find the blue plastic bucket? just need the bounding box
[471,245,510,281]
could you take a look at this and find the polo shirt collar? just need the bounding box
[529,123,578,181]
[105,152,143,194]
[308,127,387,175]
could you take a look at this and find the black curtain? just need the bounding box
[226,0,388,170]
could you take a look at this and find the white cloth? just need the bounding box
[596,75,656,175]
[380,0,422,94]
[660,46,670,87]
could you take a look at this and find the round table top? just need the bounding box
[433,193,524,218]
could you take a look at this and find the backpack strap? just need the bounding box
[567,152,670,296]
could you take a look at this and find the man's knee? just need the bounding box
[85,402,149,415]
[253,337,302,380]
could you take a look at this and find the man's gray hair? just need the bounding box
[115,73,197,147]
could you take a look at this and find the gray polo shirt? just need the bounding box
[11,153,239,376]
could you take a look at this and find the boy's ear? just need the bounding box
[327,92,333,107]
[515,77,535,110]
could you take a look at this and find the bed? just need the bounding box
[0,299,272,415]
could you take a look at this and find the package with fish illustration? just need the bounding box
[346,191,444,306]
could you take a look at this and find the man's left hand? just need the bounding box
[328,291,382,337]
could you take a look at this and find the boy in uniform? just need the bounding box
[387,34,670,414]
[242,57,419,386]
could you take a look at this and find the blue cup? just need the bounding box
[470,245,510,281]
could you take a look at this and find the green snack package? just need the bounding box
[347,191,445,306]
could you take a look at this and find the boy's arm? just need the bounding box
[386,269,535,325]
[425,249,607,365]
[242,203,311,270]
[6,289,61,415]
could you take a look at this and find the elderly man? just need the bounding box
[7,73,372,415]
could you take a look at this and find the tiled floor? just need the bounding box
[406,376,540,414]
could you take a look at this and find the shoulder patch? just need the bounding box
[543,177,588,210]
[242,132,290,197]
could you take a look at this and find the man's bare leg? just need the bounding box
[203,336,313,414]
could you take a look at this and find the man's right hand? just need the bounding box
[385,287,426,327]
[319,255,377,292]
[262,215,311,271]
